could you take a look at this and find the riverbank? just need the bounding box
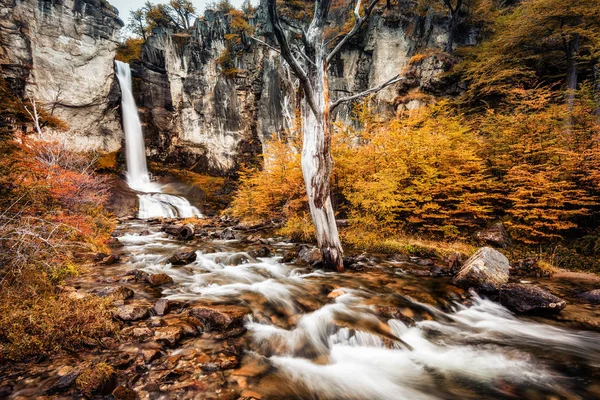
[2,213,600,399]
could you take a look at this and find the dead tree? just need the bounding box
[442,0,462,53]
[266,0,403,271]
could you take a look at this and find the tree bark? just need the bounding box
[302,48,344,271]
[564,33,580,132]
[565,34,580,113]
[443,0,462,53]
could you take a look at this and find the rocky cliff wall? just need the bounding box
[135,1,470,175]
[0,0,123,151]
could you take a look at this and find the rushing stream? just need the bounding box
[63,218,599,400]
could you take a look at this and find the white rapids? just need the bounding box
[114,61,201,219]
[113,223,600,400]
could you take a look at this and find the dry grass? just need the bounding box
[342,229,476,258]
[0,283,118,362]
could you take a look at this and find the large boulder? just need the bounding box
[499,284,567,314]
[475,223,511,248]
[577,289,600,304]
[452,247,510,291]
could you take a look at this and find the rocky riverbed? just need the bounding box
[2,216,600,399]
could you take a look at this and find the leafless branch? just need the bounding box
[249,36,281,54]
[326,0,380,64]
[267,0,319,115]
[329,74,403,112]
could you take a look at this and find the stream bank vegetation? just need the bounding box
[228,0,600,272]
[0,79,118,363]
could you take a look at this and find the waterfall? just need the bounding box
[114,61,201,219]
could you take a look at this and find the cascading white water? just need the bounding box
[114,60,151,191]
[114,61,201,219]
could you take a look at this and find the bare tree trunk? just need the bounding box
[565,34,580,132]
[443,0,462,53]
[565,34,580,112]
[302,47,344,271]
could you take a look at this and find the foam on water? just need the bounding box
[114,220,600,399]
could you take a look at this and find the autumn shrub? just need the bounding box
[228,137,307,226]
[115,38,144,64]
[334,102,498,240]
[0,138,117,362]
[477,87,599,244]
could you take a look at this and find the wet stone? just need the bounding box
[153,299,170,315]
[112,386,138,400]
[298,246,322,264]
[132,327,153,339]
[248,246,272,258]
[46,364,86,394]
[96,286,134,300]
[146,273,174,287]
[141,348,162,363]
[100,254,120,265]
[499,283,567,314]
[166,251,197,266]
[220,228,236,240]
[577,289,600,304]
[117,305,149,321]
[189,304,250,330]
[154,326,184,346]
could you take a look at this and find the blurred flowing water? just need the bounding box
[102,220,600,399]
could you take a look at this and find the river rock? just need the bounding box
[154,326,184,347]
[167,251,197,266]
[298,246,322,265]
[452,247,510,291]
[112,386,138,400]
[248,246,272,258]
[96,286,134,300]
[499,284,567,314]
[133,327,154,339]
[220,228,236,240]
[146,273,174,287]
[100,254,120,265]
[117,305,149,321]
[282,250,297,263]
[577,289,600,304]
[189,305,250,330]
[223,253,253,266]
[475,223,511,248]
[153,299,171,316]
[141,349,163,363]
[107,238,124,248]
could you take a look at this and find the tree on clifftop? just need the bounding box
[266,0,402,271]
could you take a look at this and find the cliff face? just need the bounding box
[0,0,123,151]
[135,1,468,175]
[133,9,289,175]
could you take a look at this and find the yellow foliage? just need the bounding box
[228,137,306,226]
[334,102,497,239]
